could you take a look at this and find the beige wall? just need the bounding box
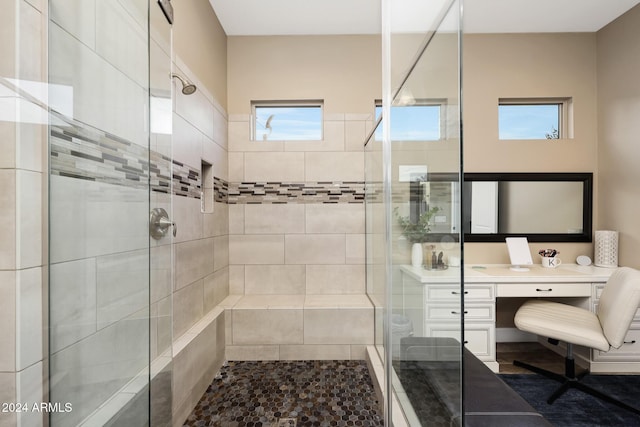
[463,33,599,263]
[227,35,381,114]
[596,5,640,270]
[173,0,228,109]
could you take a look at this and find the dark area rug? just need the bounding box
[500,374,640,427]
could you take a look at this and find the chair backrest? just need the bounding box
[597,267,640,349]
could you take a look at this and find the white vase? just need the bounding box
[411,243,423,268]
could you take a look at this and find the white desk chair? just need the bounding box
[514,266,640,415]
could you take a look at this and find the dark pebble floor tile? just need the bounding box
[183,360,383,427]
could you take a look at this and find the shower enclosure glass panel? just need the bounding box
[48,1,171,425]
[370,0,463,424]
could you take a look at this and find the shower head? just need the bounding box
[171,73,197,95]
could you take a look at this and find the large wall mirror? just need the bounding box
[463,172,593,242]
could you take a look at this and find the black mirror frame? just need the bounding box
[462,172,593,243]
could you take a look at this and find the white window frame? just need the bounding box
[498,97,573,140]
[251,100,324,142]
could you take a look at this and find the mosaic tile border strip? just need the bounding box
[50,116,219,200]
[228,181,366,204]
[49,114,365,205]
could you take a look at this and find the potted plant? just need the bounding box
[394,206,439,267]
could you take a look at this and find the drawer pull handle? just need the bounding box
[536,288,553,292]
[451,310,468,315]
[451,291,469,295]
[624,340,637,344]
[463,340,469,344]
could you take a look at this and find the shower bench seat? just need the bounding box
[220,293,374,360]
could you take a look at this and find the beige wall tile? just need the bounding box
[305,152,364,182]
[173,280,204,339]
[304,308,373,344]
[285,234,345,264]
[0,271,16,371]
[232,309,303,345]
[228,204,245,234]
[228,265,245,294]
[228,152,244,181]
[244,152,304,182]
[229,120,284,152]
[306,265,365,294]
[151,243,172,303]
[213,235,229,271]
[229,235,284,265]
[172,193,203,243]
[172,113,204,171]
[156,296,172,356]
[279,345,351,360]
[245,204,305,234]
[346,120,367,152]
[16,361,44,427]
[16,267,42,370]
[212,106,228,150]
[96,250,149,329]
[203,267,229,312]
[305,204,364,234]
[346,234,365,264]
[225,345,279,361]
[305,294,371,308]
[16,123,45,173]
[225,310,233,345]
[234,294,304,309]
[244,265,305,295]
[0,372,16,427]
[16,170,42,269]
[350,345,368,360]
[204,201,228,238]
[173,315,221,426]
[0,122,16,169]
[175,238,215,290]
[0,0,16,77]
[202,136,228,181]
[49,258,97,353]
[0,170,16,270]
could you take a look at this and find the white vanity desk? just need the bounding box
[399,264,640,373]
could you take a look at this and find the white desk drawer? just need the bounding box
[427,285,494,302]
[426,304,494,321]
[425,323,495,360]
[593,328,640,361]
[497,283,591,297]
[592,303,640,322]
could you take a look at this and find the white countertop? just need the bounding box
[399,263,617,284]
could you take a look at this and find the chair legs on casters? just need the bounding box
[513,343,640,416]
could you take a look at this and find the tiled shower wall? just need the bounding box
[0,1,46,426]
[226,113,375,359]
[170,59,229,425]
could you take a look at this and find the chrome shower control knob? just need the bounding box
[150,208,176,239]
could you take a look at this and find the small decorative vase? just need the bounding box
[411,242,423,268]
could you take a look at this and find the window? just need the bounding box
[375,101,444,141]
[498,98,572,140]
[252,100,323,141]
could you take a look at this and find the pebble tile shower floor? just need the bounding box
[183,360,383,427]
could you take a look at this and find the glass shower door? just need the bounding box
[47,1,169,424]
[381,0,463,424]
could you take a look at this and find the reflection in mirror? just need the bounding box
[463,173,593,242]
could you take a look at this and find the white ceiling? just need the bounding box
[208,0,640,36]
